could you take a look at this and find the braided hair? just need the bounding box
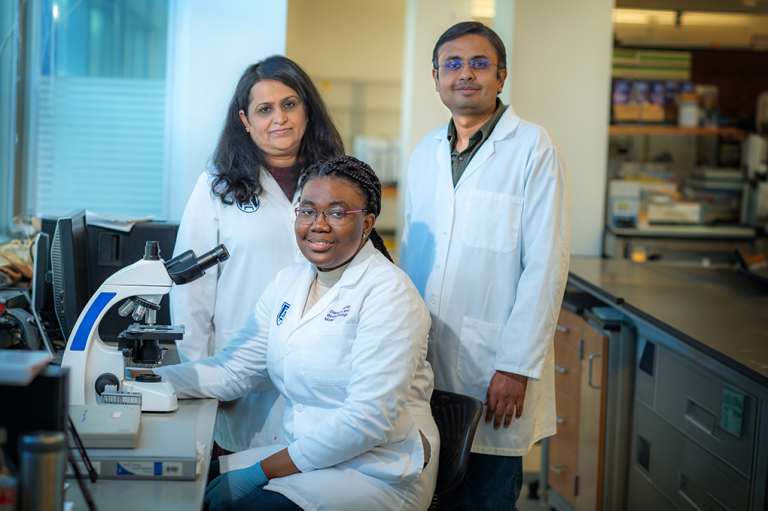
[298,156,393,262]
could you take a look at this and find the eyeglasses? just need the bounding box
[440,59,497,72]
[294,206,368,226]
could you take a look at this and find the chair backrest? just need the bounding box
[430,389,483,495]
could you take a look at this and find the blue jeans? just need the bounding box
[436,453,523,511]
[205,460,303,511]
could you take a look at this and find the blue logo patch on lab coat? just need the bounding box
[276,302,291,326]
[237,195,260,213]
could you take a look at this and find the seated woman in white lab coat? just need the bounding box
[149,156,439,511]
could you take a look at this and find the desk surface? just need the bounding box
[67,398,217,511]
[568,257,768,385]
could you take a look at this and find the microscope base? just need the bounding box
[124,380,179,413]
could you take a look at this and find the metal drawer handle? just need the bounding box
[588,354,602,389]
[550,464,567,474]
[554,364,567,374]
[556,415,568,424]
[556,325,569,333]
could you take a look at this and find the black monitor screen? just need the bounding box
[51,210,92,341]
[44,215,179,345]
[88,222,178,343]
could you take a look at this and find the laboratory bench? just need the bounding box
[547,257,768,511]
[66,398,218,511]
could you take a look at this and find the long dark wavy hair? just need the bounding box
[211,56,345,205]
[298,156,393,262]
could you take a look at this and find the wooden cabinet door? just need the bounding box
[575,322,608,511]
[555,389,580,453]
[556,308,583,349]
[549,437,579,508]
[554,338,581,402]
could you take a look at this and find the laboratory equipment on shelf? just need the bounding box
[741,133,768,228]
[61,241,229,412]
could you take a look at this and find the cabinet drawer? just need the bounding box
[626,466,677,511]
[554,338,580,401]
[555,308,583,349]
[632,402,749,511]
[656,347,756,477]
[549,437,577,508]
[554,389,579,454]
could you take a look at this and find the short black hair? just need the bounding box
[432,21,507,77]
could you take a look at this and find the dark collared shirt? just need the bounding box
[447,99,506,187]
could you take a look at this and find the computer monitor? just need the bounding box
[30,232,55,355]
[51,210,92,341]
[44,215,180,345]
[87,221,179,343]
[32,232,50,313]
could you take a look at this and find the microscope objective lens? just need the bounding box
[118,299,137,317]
[132,304,146,321]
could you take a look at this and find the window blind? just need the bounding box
[35,76,166,218]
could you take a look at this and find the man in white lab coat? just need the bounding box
[400,21,570,511]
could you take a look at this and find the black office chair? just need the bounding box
[429,389,483,510]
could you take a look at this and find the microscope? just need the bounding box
[61,241,229,412]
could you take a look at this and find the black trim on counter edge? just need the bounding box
[567,272,623,306]
[567,271,768,388]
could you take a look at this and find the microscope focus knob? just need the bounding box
[95,373,120,396]
[122,348,133,358]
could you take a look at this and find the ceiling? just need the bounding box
[616,0,768,13]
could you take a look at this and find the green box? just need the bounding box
[720,388,746,438]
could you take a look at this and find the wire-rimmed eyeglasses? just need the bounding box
[440,59,498,72]
[294,206,368,226]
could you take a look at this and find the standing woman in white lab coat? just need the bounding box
[151,156,438,511]
[171,56,344,459]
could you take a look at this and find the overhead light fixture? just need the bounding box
[471,0,495,19]
[614,8,766,28]
[613,9,676,25]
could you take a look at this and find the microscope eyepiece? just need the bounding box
[143,241,161,261]
[196,245,230,271]
[165,244,229,285]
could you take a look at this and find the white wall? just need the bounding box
[286,0,407,152]
[397,0,472,247]
[505,0,614,256]
[165,0,288,221]
[286,0,406,83]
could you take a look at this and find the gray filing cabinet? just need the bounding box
[627,324,763,511]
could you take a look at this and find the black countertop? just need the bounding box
[568,257,768,385]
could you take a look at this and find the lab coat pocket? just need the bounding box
[300,324,356,386]
[461,191,524,253]
[457,316,503,388]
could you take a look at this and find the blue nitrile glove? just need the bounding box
[204,461,268,511]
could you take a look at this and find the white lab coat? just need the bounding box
[400,105,570,457]
[171,170,305,452]
[157,241,439,511]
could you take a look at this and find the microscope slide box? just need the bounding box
[69,420,197,480]
[68,405,141,448]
